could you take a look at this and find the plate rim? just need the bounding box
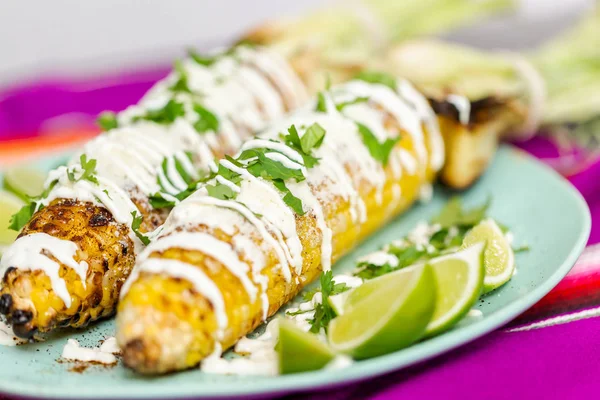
[0,146,592,399]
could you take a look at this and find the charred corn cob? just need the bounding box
[0,5,530,339]
[116,78,444,374]
[0,45,306,338]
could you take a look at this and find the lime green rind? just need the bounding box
[278,318,335,374]
[328,265,436,359]
[425,243,485,337]
[462,218,515,293]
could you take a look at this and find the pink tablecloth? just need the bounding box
[1,70,599,400]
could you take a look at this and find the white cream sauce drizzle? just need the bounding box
[125,79,440,349]
[140,232,258,301]
[446,94,472,126]
[61,338,118,365]
[122,258,228,335]
[0,233,87,307]
[3,45,304,308]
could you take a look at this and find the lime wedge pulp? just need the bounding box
[3,166,46,202]
[0,190,25,244]
[462,219,515,293]
[328,264,436,359]
[277,318,335,374]
[425,242,485,337]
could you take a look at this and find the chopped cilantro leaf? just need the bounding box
[246,151,305,182]
[281,125,321,168]
[301,123,326,153]
[335,96,369,111]
[356,122,400,165]
[188,49,218,67]
[431,196,491,229]
[67,155,99,185]
[315,92,327,112]
[134,99,185,125]
[78,154,99,184]
[97,111,118,131]
[149,192,176,209]
[193,104,219,134]
[8,202,37,231]
[131,211,150,245]
[206,182,238,200]
[273,179,305,215]
[309,271,345,333]
[170,59,192,93]
[354,70,397,91]
[355,263,394,280]
[513,245,530,253]
[286,308,312,317]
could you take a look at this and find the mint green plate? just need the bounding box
[0,145,590,399]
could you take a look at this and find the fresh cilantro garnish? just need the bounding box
[356,122,400,166]
[188,49,219,67]
[335,96,369,112]
[67,155,99,185]
[354,70,397,91]
[8,158,98,231]
[134,99,185,125]
[308,271,350,333]
[170,60,192,93]
[205,182,238,200]
[280,124,324,168]
[431,197,491,229]
[8,203,37,232]
[273,179,305,215]
[243,150,306,182]
[315,75,333,113]
[513,245,530,253]
[355,245,431,280]
[355,198,499,280]
[286,308,313,317]
[148,193,176,209]
[131,211,150,245]
[78,155,99,184]
[315,92,328,112]
[149,184,197,209]
[188,44,246,68]
[193,104,219,134]
[97,111,118,131]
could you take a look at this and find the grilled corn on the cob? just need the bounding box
[0,45,306,338]
[116,78,444,374]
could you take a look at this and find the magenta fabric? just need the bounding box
[1,72,599,400]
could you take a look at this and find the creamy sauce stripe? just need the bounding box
[2,45,305,310]
[124,80,444,344]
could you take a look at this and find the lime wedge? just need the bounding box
[0,190,24,244]
[328,265,436,359]
[425,242,485,337]
[277,318,335,374]
[462,219,515,293]
[3,166,46,202]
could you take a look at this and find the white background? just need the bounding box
[0,0,594,87]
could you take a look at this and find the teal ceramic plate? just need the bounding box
[0,145,591,399]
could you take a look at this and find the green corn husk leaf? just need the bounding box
[532,10,600,126]
[255,0,515,64]
[377,39,525,100]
